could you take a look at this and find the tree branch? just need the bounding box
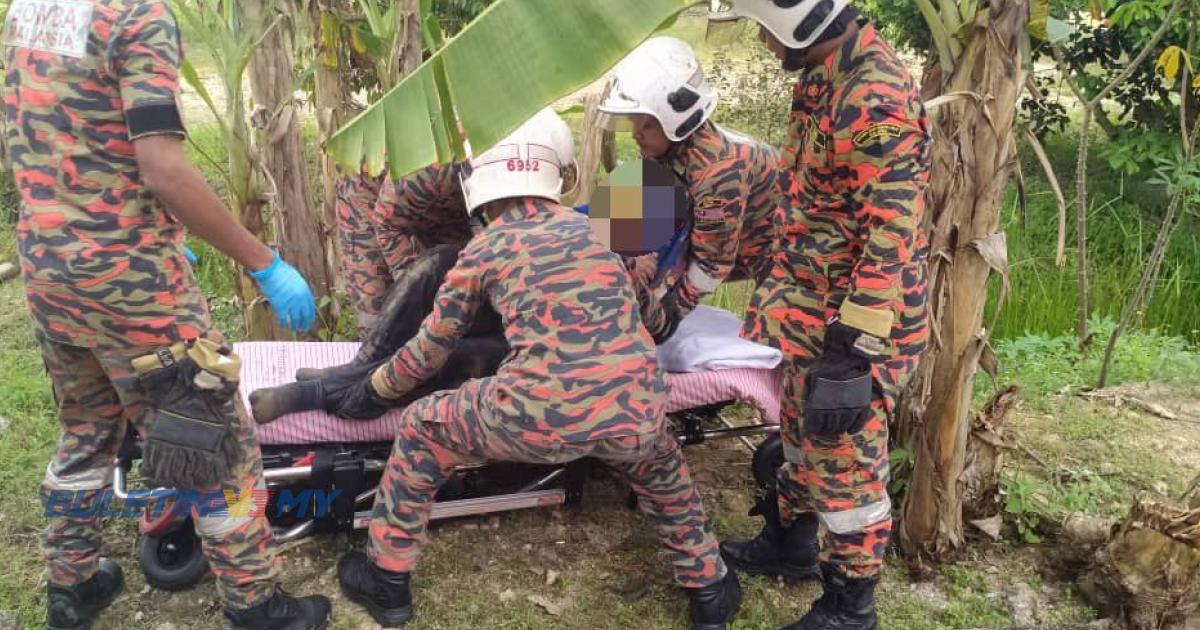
[1088,0,1186,106]
[1097,19,1200,389]
[1075,105,1091,343]
[1021,126,1069,266]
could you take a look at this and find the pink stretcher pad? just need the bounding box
[235,342,783,446]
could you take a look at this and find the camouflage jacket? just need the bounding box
[375,199,668,444]
[3,0,209,349]
[661,121,782,315]
[370,163,472,279]
[780,22,931,350]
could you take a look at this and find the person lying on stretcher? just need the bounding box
[254,108,742,629]
[250,163,694,425]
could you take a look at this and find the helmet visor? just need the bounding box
[598,112,637,134]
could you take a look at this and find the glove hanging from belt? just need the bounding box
[804,320,886,437]
[132,339,243,488]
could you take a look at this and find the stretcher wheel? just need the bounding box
[752,434,785,491]
[138,519,209,591]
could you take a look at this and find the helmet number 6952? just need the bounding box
[506,158,540,172]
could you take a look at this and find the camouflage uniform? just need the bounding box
[335,169,390,337]
[660,121,782,317]
[336,163,471,337]
[4,0,279,607]
[741,23,931,578]
[369,163,472,279]
[367,199,726,588]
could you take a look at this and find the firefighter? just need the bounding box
[599,36,784,339]
[335,163,471,338]
[719,1,933,628]
[3,0,329,627]
[328,108,742,630]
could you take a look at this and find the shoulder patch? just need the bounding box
[853,123,906,148]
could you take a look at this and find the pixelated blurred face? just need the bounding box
[589,159,690,259]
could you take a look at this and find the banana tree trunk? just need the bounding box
[224,58,280,341]
[897,0,1029,568]
[244,0,334,337]
[306,1,357,298]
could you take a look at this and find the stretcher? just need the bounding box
[116,338,786,592]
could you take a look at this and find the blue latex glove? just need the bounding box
[248,251,317,333]
[183,246,198,265]
[654,222,691,286]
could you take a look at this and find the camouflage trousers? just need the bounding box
[744,288,917,579]
[368,377,727,588]
[335,170,391,338]
[37,330,280,609]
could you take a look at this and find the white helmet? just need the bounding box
[599,37,717,142]
[460,107,575,213]
[729,0,851,49]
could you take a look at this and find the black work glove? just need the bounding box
[324,373,396,421]
[804,321,881,437]
[134,340,243,488]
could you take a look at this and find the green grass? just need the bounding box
[0,279,59,626]
[989,316,1200,397]
[992,132,1200,344]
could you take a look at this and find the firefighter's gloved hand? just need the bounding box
[250,250,317,333]
[804,321,881,436]
[652,289,685,344]
[325,374,395,421]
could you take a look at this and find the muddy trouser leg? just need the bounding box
[297,244,501,382]
[593,426,727,588]
[336,170,392,338]
[250,336,508,424]
[109,331,280,609]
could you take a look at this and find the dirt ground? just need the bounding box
[68,381,1200,630]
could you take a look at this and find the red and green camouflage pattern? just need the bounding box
[373,199,668,444]
[660,121,783,317]
[365,198,723,586]
[370,162,472,279]
[3,0,209,350]
[337,162,470,336]
[742,23,931,578]
[334,168,391,336]
[6,0,282,607]
[368,382,725,587]
[38,329,280,608]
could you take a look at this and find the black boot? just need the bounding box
[223,589,331,630]
[338,551,413,627]
[719,493,820,582]
[46,559,125,630]
[685,570,742,630]
[782,563,879,630]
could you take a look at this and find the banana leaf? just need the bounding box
[328,0,702,178]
